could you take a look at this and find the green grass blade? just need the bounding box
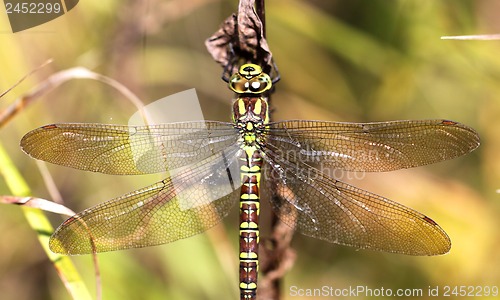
[0,142,92,300]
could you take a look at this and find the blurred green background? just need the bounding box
[1,0,499,299]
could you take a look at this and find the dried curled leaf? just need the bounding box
[205,14,238,67]
[205,0,273,76]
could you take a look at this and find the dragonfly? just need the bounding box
[20,63,480,300]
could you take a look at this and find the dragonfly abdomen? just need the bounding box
[239,146,263,300]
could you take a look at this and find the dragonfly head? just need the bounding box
[228,64,272,95]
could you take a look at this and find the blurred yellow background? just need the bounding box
[1,0,499,299]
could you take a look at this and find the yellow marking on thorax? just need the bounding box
[244,134,256,144]
[238,99,246,115]
[253,99,262,115]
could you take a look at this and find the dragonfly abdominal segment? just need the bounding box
[20,63,480,300]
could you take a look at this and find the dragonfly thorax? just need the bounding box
[233,97,269,147]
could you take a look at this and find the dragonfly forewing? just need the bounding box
[267,119,479,172]
[21,121,238,175]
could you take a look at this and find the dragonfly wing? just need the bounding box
[21,121,238,175]
[267,119,479,172]
[263,146,451,255]
[49,145,242,254]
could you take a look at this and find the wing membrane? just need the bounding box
[21,121,238,175]
[267,119,479,172]
[263,144,451,255]
[49,145,242,254]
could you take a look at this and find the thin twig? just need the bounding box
[254,1,295,300]
[0,59,53,99]
[255,0,266,38]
